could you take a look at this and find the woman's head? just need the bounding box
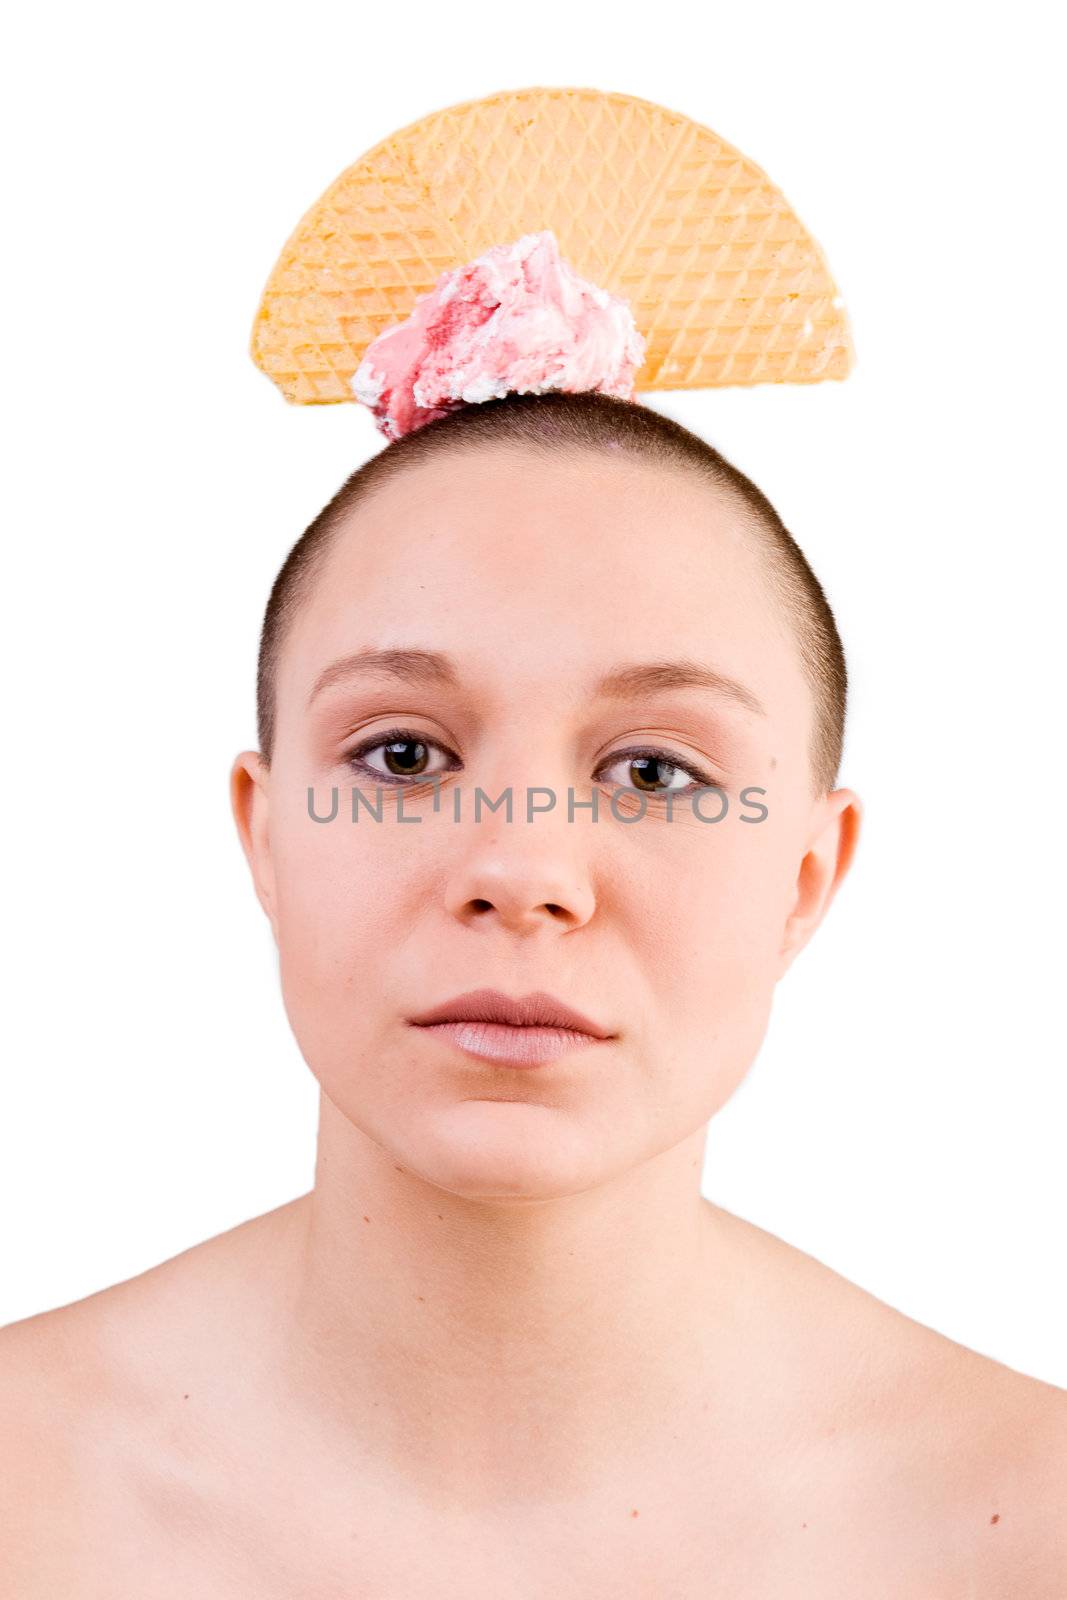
[232,391,860,1202]
[256,392,848,798]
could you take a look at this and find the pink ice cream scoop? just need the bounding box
[351,230,647,441]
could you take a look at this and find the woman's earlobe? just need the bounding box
[230,751,278,938]
[777,788,863,974]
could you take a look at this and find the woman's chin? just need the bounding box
[399,1101,618,1202]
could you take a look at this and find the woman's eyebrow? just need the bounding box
[307,648,459,707]
[306,647,765,717]
[595,659,766,716]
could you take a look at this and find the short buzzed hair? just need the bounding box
[255,390,848,794]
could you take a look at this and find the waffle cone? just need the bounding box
[251,86,854,405]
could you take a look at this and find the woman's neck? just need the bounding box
[275,1092,741,1514]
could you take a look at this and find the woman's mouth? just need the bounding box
[407,988,615,1067]
[411,1018,607,1067]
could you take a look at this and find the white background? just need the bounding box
[3,3,1063,1385]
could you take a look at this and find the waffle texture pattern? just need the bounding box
[251,86,854,404]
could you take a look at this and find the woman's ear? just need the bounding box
[777,788,862,976]
[230,751,278,942]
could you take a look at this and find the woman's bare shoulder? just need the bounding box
[717,1204,1067,1595]
[1,1193,309,1406]
[0,1197,309,1595]
[906,1338,1067,1597]
[917,1333,1067,1597]
[0,1301,105,1596]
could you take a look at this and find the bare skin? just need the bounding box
[3,444,1065,1596]
[3,1197,1065,1597]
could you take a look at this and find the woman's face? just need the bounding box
[234,444,856,1200]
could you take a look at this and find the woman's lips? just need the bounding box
[412,1019,607,1067]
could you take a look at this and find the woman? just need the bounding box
[3,391,1064,1595]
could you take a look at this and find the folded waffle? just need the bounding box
[250,86,854,410]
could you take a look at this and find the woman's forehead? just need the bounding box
[281,611,801,787]
[280,445,808,730]
[307,449,775,628]
[326,440,754,544]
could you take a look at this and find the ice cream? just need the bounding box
[351,230,647,441]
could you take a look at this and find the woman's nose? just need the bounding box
[442,819,597,934]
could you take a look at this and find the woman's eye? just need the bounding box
[597,750,714,795]
[341,734,716,796]
[344,730,457,785]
